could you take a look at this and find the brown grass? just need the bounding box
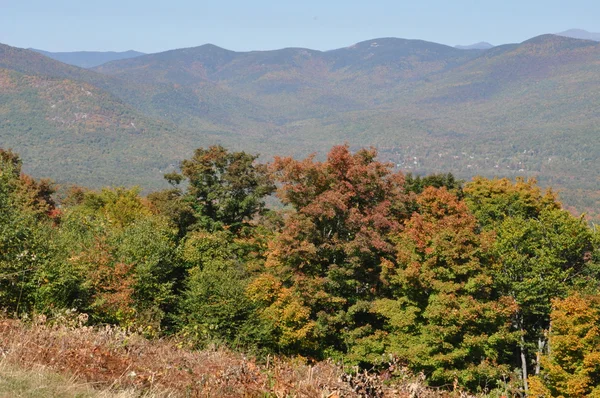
[0,317,450,397]
[0,361,151,398]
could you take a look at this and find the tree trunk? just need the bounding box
[521,334,528,394]
[518,313,529,394]
[535,337,544,375]
[547,322,552,356]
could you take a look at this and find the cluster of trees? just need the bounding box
[1,145,599,395]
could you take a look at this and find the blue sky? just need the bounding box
[1,0,599,53]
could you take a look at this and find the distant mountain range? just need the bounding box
[24,29,600,68]
[556,29,600,42]
[454,42,494,50]
[1,33,600,218]
[454,29,600,49]
[29,49,145,68]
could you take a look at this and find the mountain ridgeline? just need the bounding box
[556,28,600,41]
[30,49,145,68]
[1,34,599,218]
[454,41,495,50]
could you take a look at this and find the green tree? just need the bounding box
[404,172,463,195]
[369,187,516,390]
[147,188,195,238]
[465,177,596,393]
[177,230,271,350]
[464,177,559,229]
[166,145,275,232]
[492,209,596,391]
[113,216,180,331]
[46,188,181,330]
[0,150,56,315]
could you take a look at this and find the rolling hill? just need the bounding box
[1,35,599,218]
[0,67,194,188]
[91,38,486,131]
[0,43,110,83]
[0,47,224,189]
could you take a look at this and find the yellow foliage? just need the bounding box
[247,273,318,351]
[536,293,600,397]
[528,375,553,397]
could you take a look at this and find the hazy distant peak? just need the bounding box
[454,42,494,50]
[336,37,464,53]
[30,48,145,68]
[342,38,411,49]
[158,43,237,57]
[556,29,600,42]
[195,43,232,51]
[521,33,598,46]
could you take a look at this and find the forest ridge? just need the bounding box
[1,33,600,220]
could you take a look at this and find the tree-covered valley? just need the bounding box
[1,144,599,396]
[1,34,600,221]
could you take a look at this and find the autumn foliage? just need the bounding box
[530,293,600,397]
[253,145,408,353]
[1,145,599,396]
[373,187,517,388]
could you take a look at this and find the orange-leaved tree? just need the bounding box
[249,145,409,355]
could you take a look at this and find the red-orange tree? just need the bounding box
[250,145,409,354]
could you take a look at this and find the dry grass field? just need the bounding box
[0,318,455,397]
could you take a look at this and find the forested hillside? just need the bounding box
[0,68,199,187]
[1,145,599,396]
[1,35,599,219]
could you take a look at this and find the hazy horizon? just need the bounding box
[2,0,599,53]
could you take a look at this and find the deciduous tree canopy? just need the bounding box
[1,145,599,395]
